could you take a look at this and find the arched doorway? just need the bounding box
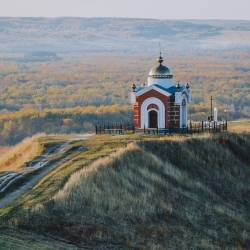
[141,97,165,128]
[149,110,158,128]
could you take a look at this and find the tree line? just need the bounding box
[0,50,249,114]
[0,105,133,145]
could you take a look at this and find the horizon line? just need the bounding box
[1,16,250,21]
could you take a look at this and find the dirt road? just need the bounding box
[0,134,93,208]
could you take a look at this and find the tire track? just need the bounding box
[0,134,93,208]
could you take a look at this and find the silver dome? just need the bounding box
[148,64,173,78]
[148,54,173,78]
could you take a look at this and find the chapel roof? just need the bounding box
[134,84,185,96]
[148,54,173,78]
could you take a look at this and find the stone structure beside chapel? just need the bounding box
[130,53,191,129]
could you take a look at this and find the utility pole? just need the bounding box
[210,96,214,121]
[224,110,227,121]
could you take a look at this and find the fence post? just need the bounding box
[214,121,216,131]
[156,126,158,134]
[202,121,203,132]
[144,124,145,134]
[96,124,98,134]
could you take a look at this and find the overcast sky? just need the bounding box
[1,0,249,20]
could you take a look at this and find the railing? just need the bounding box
[143,121,227,135]
[95,123,135,134]
[189,121,227,133]
[96,121,227,135]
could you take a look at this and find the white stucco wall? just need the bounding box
[148,77,174,88]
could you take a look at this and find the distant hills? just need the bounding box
[0,17,249,53]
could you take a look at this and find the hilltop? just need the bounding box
[0,122,250,249]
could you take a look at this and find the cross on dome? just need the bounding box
[157,53,164,64]
[157,42,163,64]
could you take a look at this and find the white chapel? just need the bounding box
[130,53,191,129]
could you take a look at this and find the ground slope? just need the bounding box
[0,134,92,207]
[0,122,250,249]
[0,131,248,249]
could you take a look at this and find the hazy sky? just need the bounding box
[1,0,249,20]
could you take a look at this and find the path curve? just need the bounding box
[0,134,93,208]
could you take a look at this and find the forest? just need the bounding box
[0,105,133,145]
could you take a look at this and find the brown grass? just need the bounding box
[0,134,44,171]
[228,120,250,133]
[0,146,11,155]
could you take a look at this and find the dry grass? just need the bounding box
[15,132,250,249]
[228,120,250,133]
[0,134,44,171]
[0,146,11,155]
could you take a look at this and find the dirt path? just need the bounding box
[0,134,93,208]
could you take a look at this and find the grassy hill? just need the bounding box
[0,122,250,249]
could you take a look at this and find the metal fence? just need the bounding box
[96,121,227,135]
[95,123,135,134]
[141,121,227,135]
[189,121,227,133]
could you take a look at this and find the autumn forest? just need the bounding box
[0,18,250,145]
